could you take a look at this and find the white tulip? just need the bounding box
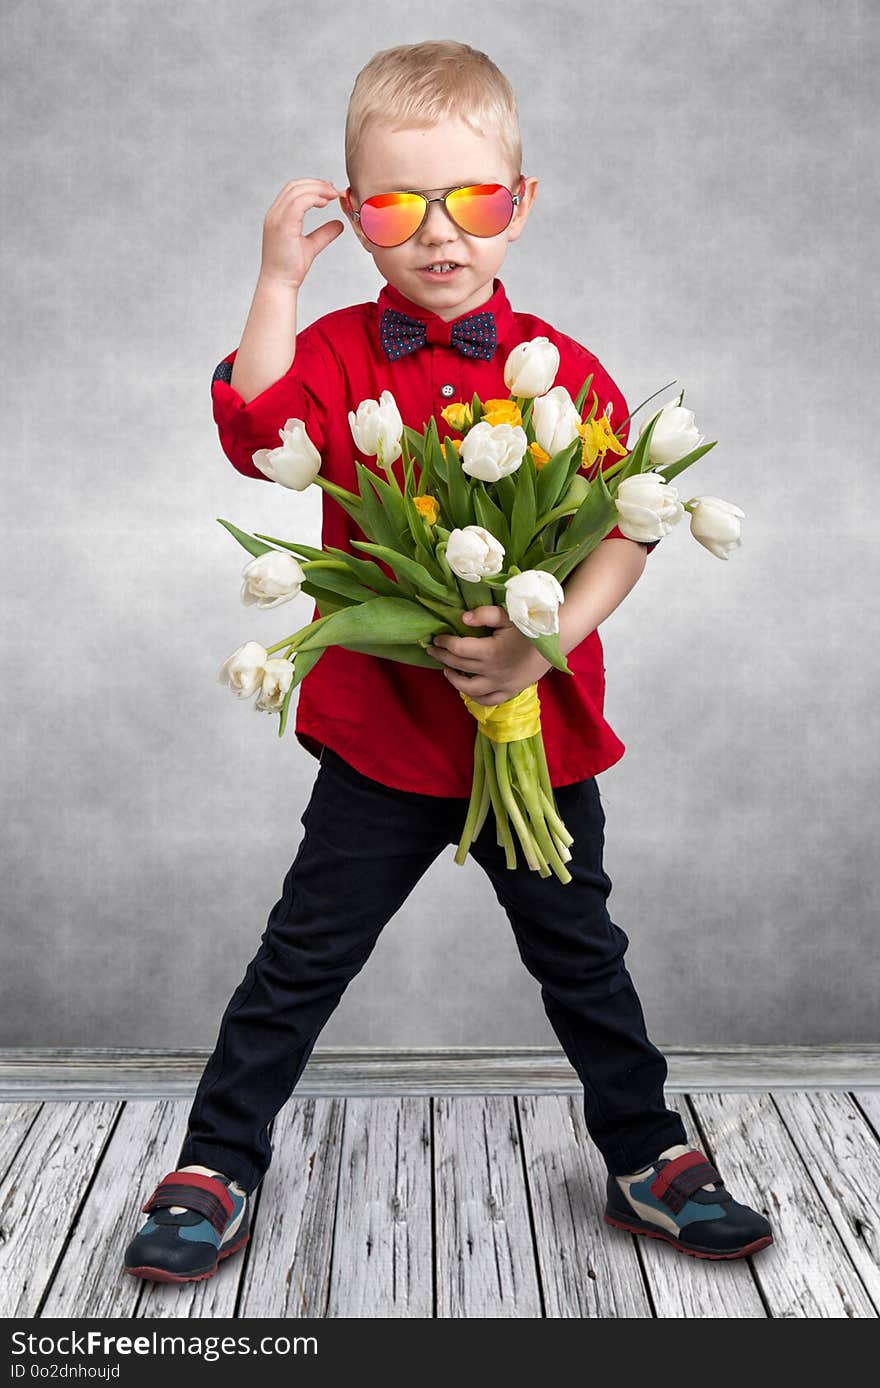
[615,472,685,542]
[505,570,565,639]
[460,420,528,482]
[252,417,322,490]
[446,525,506,582]
[503,337,560,398]
[240,550,306,609]
[531,385,583,456]
[255,658,295,713]
[348,389,404,465]
[689,495,745,560]
[217,640,268,699]
[639,398,703,466]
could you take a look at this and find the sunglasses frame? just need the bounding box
[344,176,526,247]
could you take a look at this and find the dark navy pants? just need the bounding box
[177,745,687,1192]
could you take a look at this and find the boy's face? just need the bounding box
[343,117,538,321]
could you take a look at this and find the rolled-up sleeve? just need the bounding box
[210,325,336,480]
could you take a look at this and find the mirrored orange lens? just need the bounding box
[358,192,426,247]
[358,184,516,247]
[445,184,514,237]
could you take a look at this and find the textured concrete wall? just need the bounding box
[2,0,877,1047]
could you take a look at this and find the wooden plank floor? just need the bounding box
[1,1089,878,1318]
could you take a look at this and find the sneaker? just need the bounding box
[604,1143,773,1260]
[124,1166,252,1283]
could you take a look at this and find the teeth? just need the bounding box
[426,263,457,272]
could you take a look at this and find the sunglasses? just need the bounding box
[343,176,525,248]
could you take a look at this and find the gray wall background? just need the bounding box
[3,0,877,1048]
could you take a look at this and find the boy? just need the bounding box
[125,40,772,1284]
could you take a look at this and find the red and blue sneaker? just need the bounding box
[124,1166,252,1283]
[604,1143,774,1260]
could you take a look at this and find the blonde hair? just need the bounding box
[345,40,522,189]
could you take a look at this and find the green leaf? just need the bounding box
[299,580,359,613]
[320,546,401,597]
[531,629,572,674]
[301,561,385,603]
[335,639,443,669]
[349,540,455,601]
[354,463,401,548]
[573,372,595,417]
[216,518,275,558]
[509,452,537,564]
[563,463,617,551]
[534,436,581,516]
[286,643,325,694]
[295,596,450,653]
[444,437,475,527]
[472,482,510,552]
[470,392,484,426]
[253,534,325,561]
[403,424,425,462]
[653,439,718,484]
[493,473,517,518]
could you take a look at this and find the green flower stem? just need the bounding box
[312,476,362,508]
[482,736,517,868]
[264,612,336,657]
[531,730,557,812]
[435,541,468,608]
[416,594,471,637]
[595,453,630,485]
[453,731,488,866]
[509,741,570,883]
[493,740,542,872]
[532,502,580,539]
[521,736,573,847]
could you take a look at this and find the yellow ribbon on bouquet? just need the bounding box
[459,682,541,743]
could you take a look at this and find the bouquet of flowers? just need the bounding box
[216,337,744,884]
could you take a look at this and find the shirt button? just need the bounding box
[440,384,455,398]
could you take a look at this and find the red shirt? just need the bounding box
[211,276,655,796]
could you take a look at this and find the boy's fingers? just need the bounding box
[462,605,510,627]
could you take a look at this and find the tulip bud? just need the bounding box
[504,570,565,639]
[503,337,560,398]
[348,389,404,464]
[531,386,583,456]
[241,550,306,609]
[446,525,506,582]
[639,399,703,466]
[217,641,268,698]
[252,418,322,490]
[614,472,685,542]
[689,495,745,559]
[459,421,528,482]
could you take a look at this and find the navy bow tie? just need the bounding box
[379,305,497,362]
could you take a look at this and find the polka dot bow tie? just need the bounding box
[379,306,497,362]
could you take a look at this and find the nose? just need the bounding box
[418,196,460,246]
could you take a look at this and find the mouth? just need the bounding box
[418,262,464,278]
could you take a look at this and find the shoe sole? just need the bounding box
[124,1229,251,1284]
[604,1211,773,1260]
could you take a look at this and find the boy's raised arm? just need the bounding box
[212,177,345,479]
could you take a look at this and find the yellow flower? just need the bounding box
[481,398,523,428]
[413,494,440,525]
[529,441,550,470]
[578,411,629,467]
[440,401,473,432]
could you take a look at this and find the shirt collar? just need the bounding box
[375,276,516,353]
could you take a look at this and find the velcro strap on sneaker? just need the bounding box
[649,1150,723,1215]
[142,1171,234,1235]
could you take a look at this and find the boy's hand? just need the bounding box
[427,605,552,706]
[260,179,347,290]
